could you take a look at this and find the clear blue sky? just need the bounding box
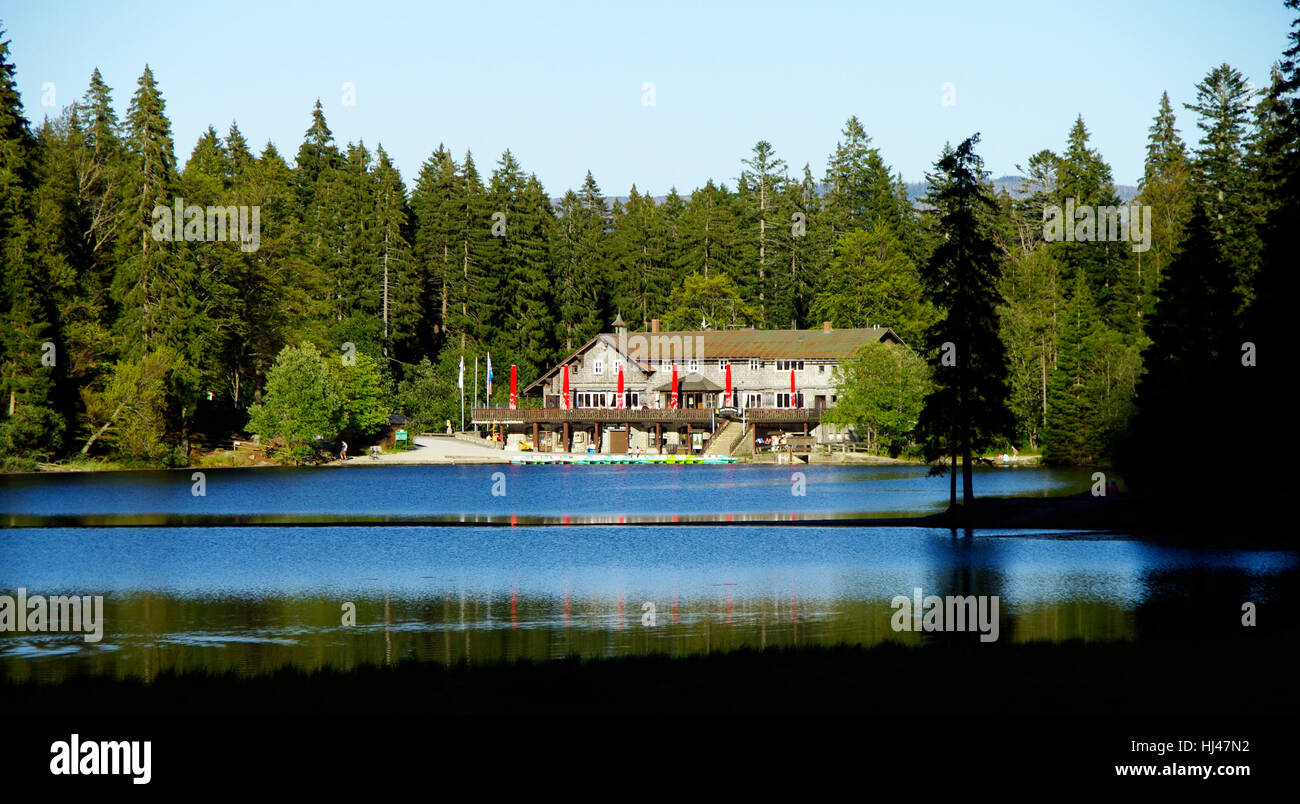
[4,0,1292,193]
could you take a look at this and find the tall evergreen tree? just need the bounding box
[1138,92,1193,322]
[736,140,788,326]
[914,135,1014,508]
[1185,63,1258,310]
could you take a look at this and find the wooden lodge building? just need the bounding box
[472,316,903,456]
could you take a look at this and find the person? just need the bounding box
[445,419,452,435]
[340,440,348,460]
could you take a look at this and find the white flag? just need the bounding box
[458,355,464,390]
[486,352,493,397]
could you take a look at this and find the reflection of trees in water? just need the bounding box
[14,566,1294,683]
[1134,567,1300,642]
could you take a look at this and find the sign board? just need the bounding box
[395,429,408,441]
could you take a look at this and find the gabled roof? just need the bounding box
[523,333,652,394]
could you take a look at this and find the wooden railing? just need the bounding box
[471,407,824,425]
[744,408,823,424]
[472,407,713,424]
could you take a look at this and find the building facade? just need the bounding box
[473,318,903,456]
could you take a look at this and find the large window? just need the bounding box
[775,360,804,372]
[776,392,804,409]
[743,392,763,409]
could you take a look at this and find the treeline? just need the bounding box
[0,4,1294,469]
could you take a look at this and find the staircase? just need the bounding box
[706,420,746,456]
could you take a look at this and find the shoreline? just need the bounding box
[12,444,1042,475]
[1,494,1289,546]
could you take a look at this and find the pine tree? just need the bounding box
[294,100,339,211]
[782,165,824,327]
[1240,0,1300,504]
[1185,63,1258,310]
[451,151,492,352]
[0,28,64,463]
[609,185,667,329]
[411,145,461,357]
[810,225,930,343]
[550,180,604,352]
[914,135,1014,507]
[111,64,177,351]
[371,146,416,360]
[1138,92,1193,322]
[508,173,557,382]
[736,140,788,326]
[1053,116,1138,334]
[1123,203,1240,498]
[823,116,902,239]
[1043,270,1097,463]
[678,180,739,286]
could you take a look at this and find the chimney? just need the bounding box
[822,321,832,332]
[650,319,660,333]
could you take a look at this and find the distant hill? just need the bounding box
[906,175,1139,203]
[555,175,1138,209]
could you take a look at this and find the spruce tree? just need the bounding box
[914,135,1014,508]
[1185,63,1258,310]
[1138,92,1193,322]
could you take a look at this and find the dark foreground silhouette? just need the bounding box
[6,635,1296,717]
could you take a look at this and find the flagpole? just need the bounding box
[458,354,465,433]
[474,357,479,436]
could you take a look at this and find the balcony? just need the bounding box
[744,408,824,424]
[471,407,714,424]
[471,407,824,426]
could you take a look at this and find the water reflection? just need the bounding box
[2,525,1294,683]
[0,464,1097,519]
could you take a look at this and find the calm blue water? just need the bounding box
[1,524,1296,681]
[0,464,1096,518]
[2,465,1294,682]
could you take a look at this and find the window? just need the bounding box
[748,359,763,371]
[776,360,804,372]
[613,359,623,375]
[743,392,763,409]
[592,359,604,376]
[776,392,804,409]
[687,359,699,373]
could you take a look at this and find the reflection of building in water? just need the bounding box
[474,317,905,456]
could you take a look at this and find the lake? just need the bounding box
[2,465,1295,683]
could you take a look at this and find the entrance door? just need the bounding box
[610,430,629,454]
